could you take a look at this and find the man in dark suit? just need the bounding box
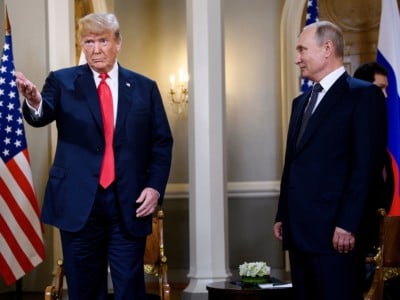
[353,62,393,291]
[273,21,387,300]
[353,62,393,214]
[16,13,173,300]
[354,62,389,99]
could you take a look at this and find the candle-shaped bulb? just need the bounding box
[169,74,175,89]
[179,68,184,84]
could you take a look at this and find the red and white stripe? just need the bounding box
[0,149,44,285]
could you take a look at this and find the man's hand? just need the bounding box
[273,222,283,240]
[136,187,160,217]
[332,226,355,253]
[15,71,41,108]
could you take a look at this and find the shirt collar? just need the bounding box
[91,61,119,80]
[319,66,346,92]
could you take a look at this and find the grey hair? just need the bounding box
[306,20,344,58]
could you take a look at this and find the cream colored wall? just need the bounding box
[114,0,284,184]
[115,0,189,182]
[224,0,283,182]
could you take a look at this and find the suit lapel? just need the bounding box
[75,66,104,132]
[115,67,135,137]
[296,73,349,150]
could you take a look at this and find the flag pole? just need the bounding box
[5,7,22,300]
[5,5,10,35]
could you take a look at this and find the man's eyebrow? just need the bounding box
[296,45,306,51]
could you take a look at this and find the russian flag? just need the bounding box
[377,0,400,216]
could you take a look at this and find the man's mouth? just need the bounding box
[92,58,105,63]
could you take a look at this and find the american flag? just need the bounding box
[0,14,45,285]
[300,0,319,93]
[377,0,400,216]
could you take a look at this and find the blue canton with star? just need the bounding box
[0,34,27,163]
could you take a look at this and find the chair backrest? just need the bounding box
[381,214,400,267]
[144,210,165,266]
[144,210,170,300]
[44,259,64,300]
[364,209,400,300]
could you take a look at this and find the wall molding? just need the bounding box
[165,181,281,199]
[280,0,306,153]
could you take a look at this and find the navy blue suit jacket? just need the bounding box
[23,64,173,237]
[276,73,387,254]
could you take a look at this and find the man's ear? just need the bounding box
[324,40,334,58]
[116,39,122,52]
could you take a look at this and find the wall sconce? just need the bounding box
[168,68,189,115]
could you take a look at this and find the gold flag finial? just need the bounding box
[5,6,11,35]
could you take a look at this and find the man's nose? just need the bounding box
[294,52,301,65]
[92,41,103,53]
[93,44,102,53]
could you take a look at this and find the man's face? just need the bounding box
[373,73,388,98]
[81,30,121,74]
[295,27,327,82]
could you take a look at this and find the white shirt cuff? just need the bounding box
[25,98,43,118]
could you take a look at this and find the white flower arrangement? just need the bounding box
[239,261,270,278]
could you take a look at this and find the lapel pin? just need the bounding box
[126,82,131,87]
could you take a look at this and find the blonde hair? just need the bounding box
[78,13,121,42]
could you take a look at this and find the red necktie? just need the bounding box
[98,73,115,188]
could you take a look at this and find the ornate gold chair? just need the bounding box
[44,209,170,300]
[44,259,64,300]
[144,209,171,300]
[364,209,400,300]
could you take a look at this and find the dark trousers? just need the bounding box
[60,185,147,300]
[289,248,364,300]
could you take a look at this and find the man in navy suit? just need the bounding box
[353,62,393,291]
[16,13,173,300]
[273,21,387,300]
